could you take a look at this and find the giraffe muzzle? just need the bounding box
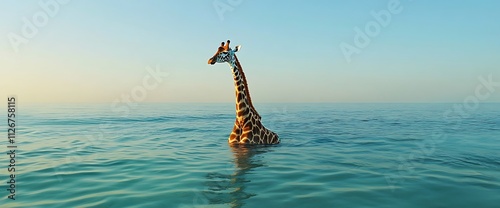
[208,58,216,65]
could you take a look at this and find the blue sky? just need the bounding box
[1,0,499,103]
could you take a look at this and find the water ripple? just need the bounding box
[3,103,500,208]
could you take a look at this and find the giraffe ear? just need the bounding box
[234,45,241,52]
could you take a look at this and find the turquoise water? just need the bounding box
[2,103,500,207]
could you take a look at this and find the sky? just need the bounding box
[1,0,499,103]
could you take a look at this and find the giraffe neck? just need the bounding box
[228,55,261,120]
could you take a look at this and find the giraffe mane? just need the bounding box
[234,55,261,119]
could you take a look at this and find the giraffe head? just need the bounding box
[208,40,241,65]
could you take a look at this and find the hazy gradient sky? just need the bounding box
[1,0,499,103]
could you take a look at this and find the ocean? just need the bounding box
[1,103,499,208]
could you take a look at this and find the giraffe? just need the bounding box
[208,40,280,145]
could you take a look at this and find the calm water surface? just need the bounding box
[1,103,499,207]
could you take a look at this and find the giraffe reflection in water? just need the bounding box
[202,145,274,208]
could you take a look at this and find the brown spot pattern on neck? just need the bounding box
[234,55,261,119]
